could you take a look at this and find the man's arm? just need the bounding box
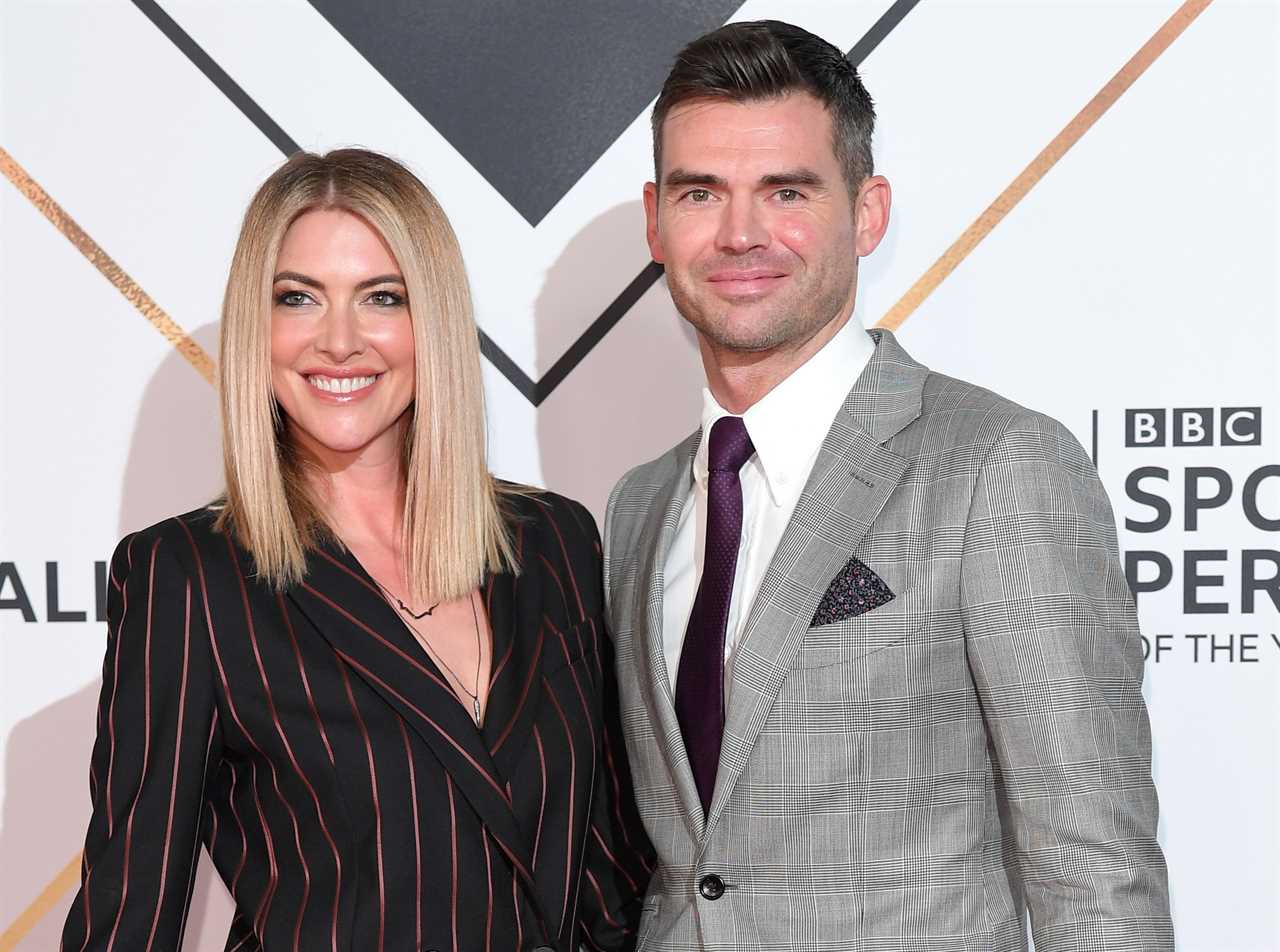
[960,411,1173,951]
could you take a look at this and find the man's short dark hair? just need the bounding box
[652,20,875,194]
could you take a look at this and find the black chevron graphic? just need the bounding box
[305,0,745,227]
[131,0,920,407]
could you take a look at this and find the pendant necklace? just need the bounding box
[381,582,483,725]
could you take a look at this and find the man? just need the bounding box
[603,19,1172,952]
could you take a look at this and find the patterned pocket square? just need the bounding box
[811,556,895,626]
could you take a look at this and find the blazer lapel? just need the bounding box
[481,516,546,783]
[705,329,927,836]
[630,431,707,839]
[287,541,542,895]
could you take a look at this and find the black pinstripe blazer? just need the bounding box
[61,489,654,952]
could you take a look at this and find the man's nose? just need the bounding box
[715,197,770,254]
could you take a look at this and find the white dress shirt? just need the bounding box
[661,318,876,697]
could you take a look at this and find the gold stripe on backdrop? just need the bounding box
[876,0,1214,330]
[0,855,81,952]
[0,146,213,952]
[0,146,216,384]
[0,0,1214,945]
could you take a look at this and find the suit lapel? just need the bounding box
[630,432,707,839]
[287,540,542,895]
[705,329,926,836]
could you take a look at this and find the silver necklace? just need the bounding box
[385,587,484,725]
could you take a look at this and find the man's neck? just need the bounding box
[702,310,855,415]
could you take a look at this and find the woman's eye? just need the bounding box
[367,290,405,307]
[275,290,313,307]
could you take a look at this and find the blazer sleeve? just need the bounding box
[61,525,223,951]
[564,501,656,952]
[960,412,1174,951]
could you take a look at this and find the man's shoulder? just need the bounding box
[609,430,699,509]
[603,430,699,555]
[920,367,1067,433]
[921,366,1028,418]
[915,368,1089,467]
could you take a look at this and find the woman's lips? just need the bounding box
[302,371,383,403]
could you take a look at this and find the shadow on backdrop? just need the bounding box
[0,682,99,951]
[117,322,224,537]
[0,322,230,950]
[534,201,703,524]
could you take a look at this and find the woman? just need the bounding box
[62,149,653,951]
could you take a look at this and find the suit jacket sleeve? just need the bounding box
[564,500,655,952]
[601,469,632,624]
[960,412,1174,951]
[62,525,222,951]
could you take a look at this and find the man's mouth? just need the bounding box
[706,269,788,296]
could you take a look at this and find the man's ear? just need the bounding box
[854,175,891,257]
[643,181,664,263]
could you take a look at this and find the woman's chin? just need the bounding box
[288,423,404,465]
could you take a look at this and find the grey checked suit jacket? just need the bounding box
[603,330,1173,952]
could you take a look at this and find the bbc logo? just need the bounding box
[1125,407,1262,447]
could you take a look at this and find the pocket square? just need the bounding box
[811,556,894,626]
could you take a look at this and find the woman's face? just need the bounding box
[270,208,416,463]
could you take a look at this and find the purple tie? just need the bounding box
[675,415,755,815]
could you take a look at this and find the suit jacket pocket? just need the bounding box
[791,618,910,669]
[541,614,598,678]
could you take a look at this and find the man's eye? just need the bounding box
[275,290,313,307]
[687,188,712,203]
[776,188,803,202]
[367,290,405,307]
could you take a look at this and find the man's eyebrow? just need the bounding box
[662,168,828,189]
[663,169,728,189]
[760,168,825,187]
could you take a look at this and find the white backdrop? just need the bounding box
[1,1,1276,949]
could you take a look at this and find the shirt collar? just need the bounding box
[693,318,875,505]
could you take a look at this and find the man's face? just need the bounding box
[645,93,862,356]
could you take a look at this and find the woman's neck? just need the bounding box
[288,424,407,552]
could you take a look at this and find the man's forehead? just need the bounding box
[659,92,837,176]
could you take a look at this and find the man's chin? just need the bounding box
[697,316,791,355]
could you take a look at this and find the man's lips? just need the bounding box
[706,269,789,297]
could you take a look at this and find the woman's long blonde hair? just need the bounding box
[215,148,517,602]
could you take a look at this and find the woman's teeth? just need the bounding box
[307,374,379,394]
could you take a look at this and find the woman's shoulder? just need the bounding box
[111,504,231,573]
[497,482,600,550]
[498,483,604,619]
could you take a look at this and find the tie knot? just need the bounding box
[707,415,755,474]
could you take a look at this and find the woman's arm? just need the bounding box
[561,500,656,952]
[577,621,656,952]
[61,523,223,951]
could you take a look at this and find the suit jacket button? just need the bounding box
[698,873,725,900]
